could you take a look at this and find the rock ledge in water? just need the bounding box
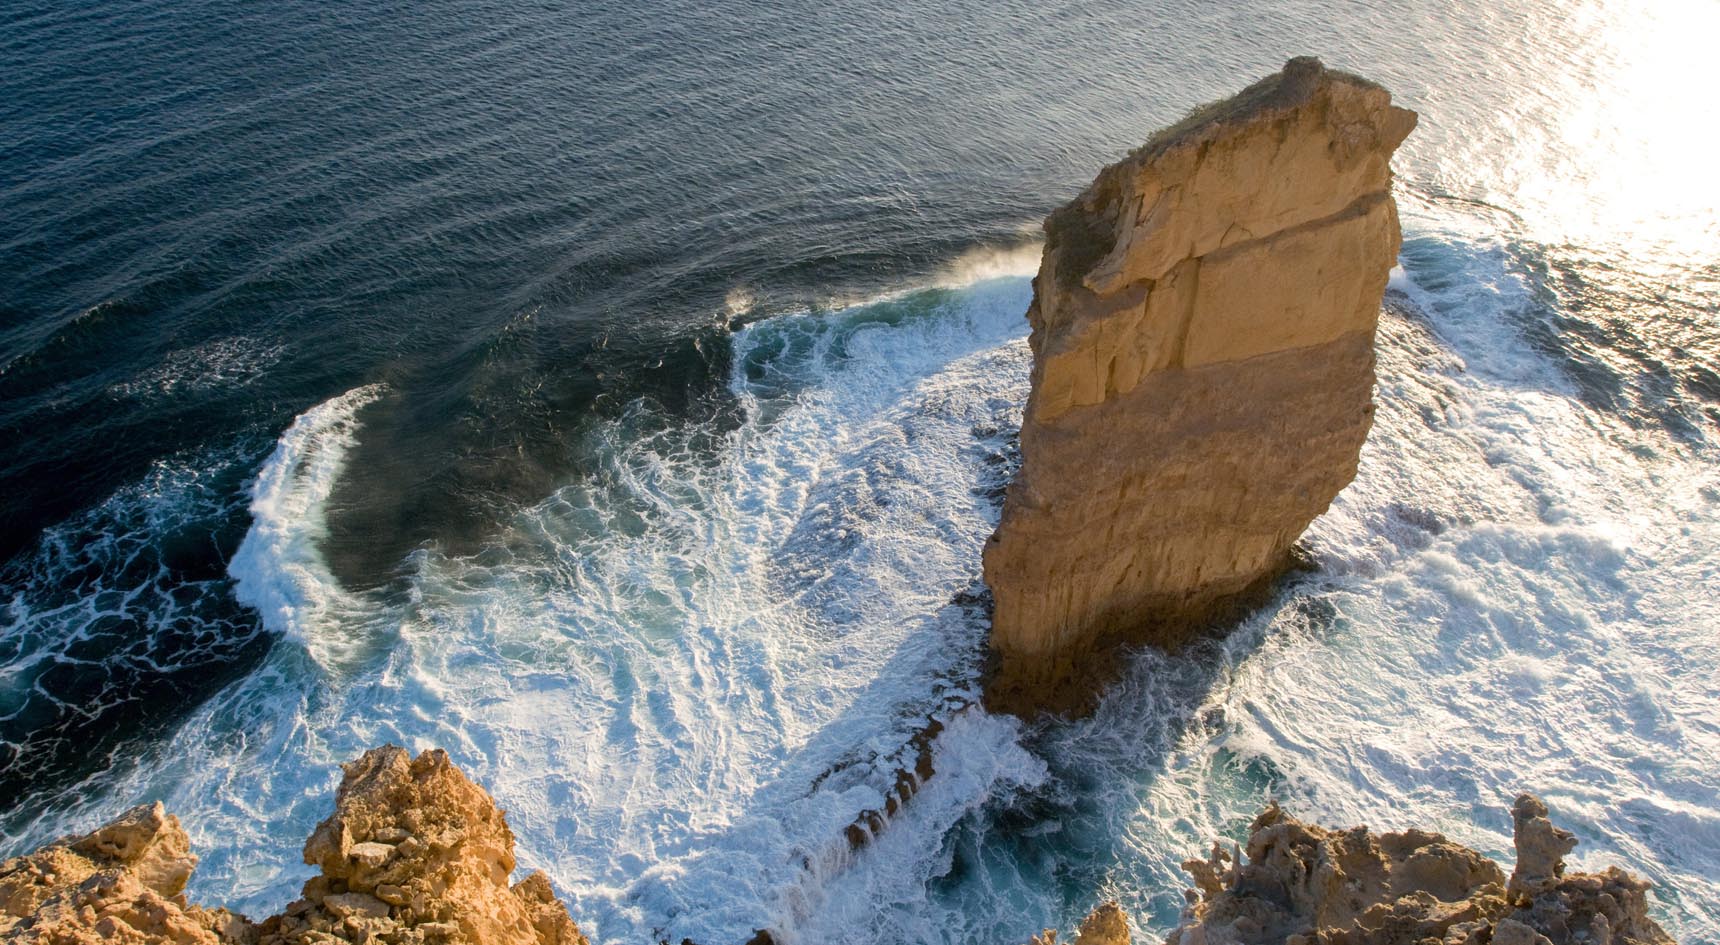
[1162,794,1672,945]
[983,57,1416,715]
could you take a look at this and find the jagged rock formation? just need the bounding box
[983,57,1417,714]
[1029,901,1132,945]
[3,752,1677,945]
[1164,794,1673,945]
[261,747,586,945]
[0,747,588,945]
[0,802,249,945]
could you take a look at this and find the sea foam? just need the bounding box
[5,210,1718,942]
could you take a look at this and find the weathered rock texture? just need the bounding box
[1029,901,1132,945]
[983,57,1417,714]
[0,802,249,945]
[0,748,588,945]
[259,747,586,945]
[1164,794,1673,945]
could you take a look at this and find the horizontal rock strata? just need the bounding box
[983,57,1417,715]
[0,747,588,945]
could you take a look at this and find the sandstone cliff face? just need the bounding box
[1165,794,1672,945]
[0,748,587,945]
[983,57,1417,714]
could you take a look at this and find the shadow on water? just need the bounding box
[629,571,1322,945]
[0,238,1028,826]
[675,409,1327,942]
[939,575,1338,937]
[319,311,740,591]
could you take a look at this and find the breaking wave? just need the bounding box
[229,383,391,671]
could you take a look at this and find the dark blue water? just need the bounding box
[4,0,1719,941]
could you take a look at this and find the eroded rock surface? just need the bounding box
[0,802,250,945]
[983,57,1417,714]
[261,747,586,945]
[1030,901,1132,945]
[1165,794,1673,945]
[0,748,587,945]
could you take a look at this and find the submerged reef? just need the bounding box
[983,56,1417,716]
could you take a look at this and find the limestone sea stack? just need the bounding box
[983,57,1417,714]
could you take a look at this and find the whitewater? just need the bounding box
[0,188,1713,944]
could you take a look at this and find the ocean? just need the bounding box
[3,0,1717,941]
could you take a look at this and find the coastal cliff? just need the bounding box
[0,747,587,945]
[983,57,1417,714]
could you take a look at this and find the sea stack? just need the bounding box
[984,57,1417,714]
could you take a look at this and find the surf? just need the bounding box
[3,211,1716,942]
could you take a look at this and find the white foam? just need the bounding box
[9,220,1718,943]
[12,273,1047,942]
[228,383,389,670]
[1020,198,1720,939]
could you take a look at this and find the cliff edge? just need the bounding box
[3,755,1674,945]
[0,747,587,945]
[983,57,1417,714]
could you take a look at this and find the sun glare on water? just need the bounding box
[1492,0,1720,265]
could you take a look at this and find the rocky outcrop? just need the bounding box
[3,759,1677,945]
[983,57,1417,714]
[260,747,586,945]
[0,748,588,945]
[1030,901,1132,945]
[1164,794,1673,945]
[0,802,249,945]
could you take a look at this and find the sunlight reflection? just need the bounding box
[1489,0,1720,264]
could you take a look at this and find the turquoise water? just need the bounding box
[3,0,1718,941]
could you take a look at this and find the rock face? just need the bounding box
[1165,794,1673,945]
[260,747,587,945]
[2,754,1677,945]
[983,57,1417,714]
[0,802,249,945]
[0,748,588,945]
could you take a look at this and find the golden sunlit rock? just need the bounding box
[1162,794,1672,945]
[0,748,588,945]
[984,57,1417,715]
